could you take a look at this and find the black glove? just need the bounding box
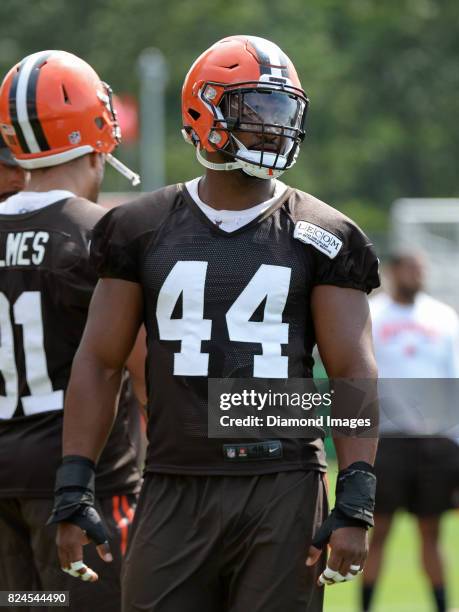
[312,461,376,549]
[47,455,108,546]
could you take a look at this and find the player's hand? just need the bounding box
[57,521,113,582]
[48,456,113,582]
[306,526,367,586]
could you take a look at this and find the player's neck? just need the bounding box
[25,165,95,201]
[199,170,275,211]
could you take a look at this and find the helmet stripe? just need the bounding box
[246,36,289,79]
[14,51,52,154]
[8,61,30,154]
[248,38,272,76]
[278,50,290,79]
[26,52,51,151]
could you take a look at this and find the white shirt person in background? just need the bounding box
[371,252,459,379]
[361,250,459,612]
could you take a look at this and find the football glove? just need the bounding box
[312,461,376,549]
[47,455,108,546]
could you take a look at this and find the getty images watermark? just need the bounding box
[218,388,370,430]
[208,378,378,439]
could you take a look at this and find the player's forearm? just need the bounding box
[333,437,378,470]
[63,351,122,462]
[330,360,379,470]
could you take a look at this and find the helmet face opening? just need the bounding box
[203,81,308,172]
[222,89,305,138]
[220,86,306,170]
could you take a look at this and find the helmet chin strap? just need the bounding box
[195,144,240,172]
[195,141,286,180]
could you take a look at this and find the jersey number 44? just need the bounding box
[157,261,292,378]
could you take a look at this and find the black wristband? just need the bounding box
[62,455,95,469]
[55,455,96,493]
[335,461,376,527]
[47,456,97,527]
[342,461,375,474]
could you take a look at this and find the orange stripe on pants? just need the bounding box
[121,495,135,522]
[112,495,129,556]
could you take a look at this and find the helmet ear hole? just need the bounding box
[61,85,71,104]
[188,108,200,120]
[94,116,104,130]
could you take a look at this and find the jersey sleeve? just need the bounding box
[90,204,141,282]
[312,220,380,294]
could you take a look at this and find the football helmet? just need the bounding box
[182,35,308,179]
[0,50,139,185]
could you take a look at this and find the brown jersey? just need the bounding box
[0,196,141,497]
[90,183,380,475]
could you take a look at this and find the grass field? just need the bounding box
[324,465,459,612]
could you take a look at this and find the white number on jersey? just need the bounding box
[156,262,291,377]
[226,264,291,377]
[0,291,63,419]
[156,261,212,376]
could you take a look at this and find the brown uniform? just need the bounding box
[0,195,142,611]
[90,183,380,611]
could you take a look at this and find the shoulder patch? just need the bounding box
[293,221,343,259]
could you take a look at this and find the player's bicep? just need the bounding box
[311,285,377,378]
[78,278,143,371]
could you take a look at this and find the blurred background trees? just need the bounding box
[1,0,458,233]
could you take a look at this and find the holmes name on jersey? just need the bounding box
[0,231,49,267]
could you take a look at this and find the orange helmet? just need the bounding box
[182,35,309,179]
[0,50,139,185]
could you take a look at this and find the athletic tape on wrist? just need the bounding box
[55,456,96,492]
[335,462,376,527]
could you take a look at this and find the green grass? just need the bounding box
[324,465,459,612]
